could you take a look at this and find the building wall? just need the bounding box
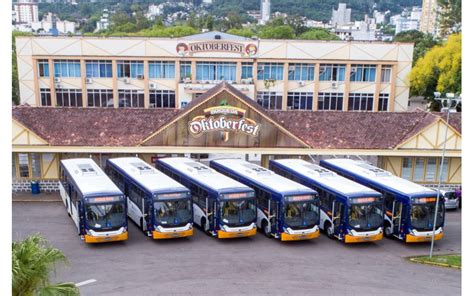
[16,36,413,112]
[420,0,439,36]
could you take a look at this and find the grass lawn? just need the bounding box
[409,254,461,269]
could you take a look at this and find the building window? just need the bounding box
[150,90,176,108]
[440,158,449,182]
[149,61,175,79]
[118,89,144,108]
[54,60,81,78]
[288,63,315,81]
[40,88,51,106]
[18,153,29,178]
[348,93,374,111]
[85,60,113,78]
[350,64,376,82]
[378,93,389,111]
[318,92,343,111]
[87,89,114,107]
[37,60,49,77]
[257,63,284,80]
[319,64,346,81]
[55,89,83,107]
[287,92,313,110]
[401,158,413,179]
[425,158,437,182]
[414,157,425,182]
[241,62,253,79]
[196,62,237,81]
[257,92,283,110]
[31,153,41,178]
[180,61,191,81]
[12,155,17,178]
[381,65,392,83]
[117,61,144,78]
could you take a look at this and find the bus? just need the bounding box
[106,157,193,239]
[155,157,257,239]
[59,158,128,243]
[320,158,445,243]
[210,158,320,241]
[269,159,384,243]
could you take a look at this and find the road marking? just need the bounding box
[75,279,97,287]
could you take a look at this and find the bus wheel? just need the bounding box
[383,222,392,238]
[324,222,333,239]
[262,221,271,238]
[201,217,207,231]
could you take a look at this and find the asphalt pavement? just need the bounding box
[12,200,461,296]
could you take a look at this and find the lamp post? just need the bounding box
[429,92,461,258]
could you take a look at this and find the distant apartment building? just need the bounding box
[420,0,439,36]
[146,4,163,20]
[13,0,39,25]
[31,13,76,34]
[331,3,351,27]
[260,0,271,25]
[96,9,110,31]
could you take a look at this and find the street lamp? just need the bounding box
[429,92,461,258]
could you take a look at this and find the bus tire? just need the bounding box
[262,220,271,238]
[383,222,392,238]
[324,222,333,239]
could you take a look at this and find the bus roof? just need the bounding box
[107,157,189,195]
[211,158,316,196]
[320,159,435,197]
[60,158,122,197]
[157,157,252,193]
[272,159,381,198]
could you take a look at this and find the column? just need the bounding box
[48,59,57,107]
[144,60,150,108]
[175,59,180,108]
[112,60,118,108]
[373,64,382,112]
[80,59,87,107]
[282,62,289,111]
[342,63,351,111]
[236,61,242,84]
[313,63,320,111]
[389,64,398,112]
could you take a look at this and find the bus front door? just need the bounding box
[392,201,403,237]
[332,201,343,239]
[270,200,279,235]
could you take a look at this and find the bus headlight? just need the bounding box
[409,229,415,235]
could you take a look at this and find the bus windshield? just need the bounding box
[411,197,445,231]
[220,199,256,227]
[284,195,319,229]
[348,200,384,231]
[85,201,126,231]
[154,199,192,227]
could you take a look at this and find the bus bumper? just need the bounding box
[84,231,128,243]
[217,227,257,239]
[152,228,193,239]
[405,231,444,243]
[281,229,320,241]
[344,232,383,243]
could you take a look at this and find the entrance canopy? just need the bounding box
[12,82,461,157]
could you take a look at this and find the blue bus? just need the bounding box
[106,157,193,239]
[59,158,128,243]
[210,158,320,241]
[320,158,445,243]
[270,159,384,243]
[156,157,257,239]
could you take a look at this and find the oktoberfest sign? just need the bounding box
[188,105,261,138]
[176,41,258,57]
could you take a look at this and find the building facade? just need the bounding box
[420,0,439,36]
[16,32,414,112]
[12,83,461,192]
[331,3,351,27]
[13,0,39,25]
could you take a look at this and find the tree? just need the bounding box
[438,0,462,37]
[12,234,79,296]
[299,28,339,40]
[227,28,255,38]
[409,34,461,110]
[259,25,296,39]
[393,30,439,65]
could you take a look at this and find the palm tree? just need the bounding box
[12,234,79,296]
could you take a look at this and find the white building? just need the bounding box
[373,10,388,24]
[146,4,163,20]
[96,9,109,31]
[31,13,76,34]
[395,17,420,34]
[260,0,271,25]
[13,0,39,25]
[331,3,351,27]
[420,0,439,36]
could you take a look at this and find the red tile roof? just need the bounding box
[12,82,461,150]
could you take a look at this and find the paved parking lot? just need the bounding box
[13,200,461,296]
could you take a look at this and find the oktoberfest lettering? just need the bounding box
[189,116,260,137]
[190,42,244,53]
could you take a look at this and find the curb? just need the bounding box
[408,257,461,269]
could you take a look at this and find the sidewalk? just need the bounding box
[12,191,61,202]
